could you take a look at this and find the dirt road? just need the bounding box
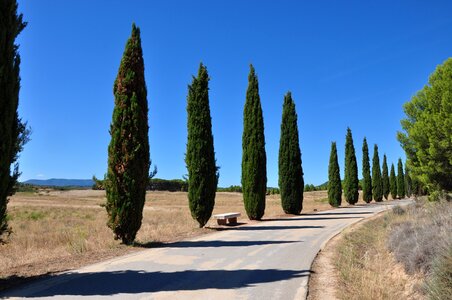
[2,199,413,299]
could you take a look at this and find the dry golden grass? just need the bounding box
[334,208,425,300]
[1,189,331,290]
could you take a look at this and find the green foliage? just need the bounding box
[372,144,383,202]
[390,163,397,199]
[362,138,372,203]
[344,128,359,205]
[405,164,412,198]
[106,24,150,244]
[397,158,405,199]
[149,178,188,192]
[328,142,342,207]
[267,187,280,195]
[382,154,390,200]
[278,92,304,214]
[397,58,452,192]
[0,0,30,240]
[185,63,218,228]
[242,65,267,220]
[217,185,242,193]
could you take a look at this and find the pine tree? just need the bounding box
[0,0,29,239]
[372,144,383,201]
[405,164,412,198]
[328,142,342,207]
[344,128,359,205]
[397,158,405,199]
[106,24,150,245]
[362,138,372,203]
[185,63,218,227]
[278,92,303,214]
[242,65,267,220]
[382,154,390,200]
[390,163,397,200]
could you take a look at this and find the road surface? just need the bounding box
[2,199,413,299]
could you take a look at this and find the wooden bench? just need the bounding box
[213,212,241,225]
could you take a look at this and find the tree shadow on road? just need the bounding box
[301,211,373,216]
[264,216,363,222]
[136,239,301,249]
[2,269,313,297]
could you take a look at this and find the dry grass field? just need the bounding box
[1,189,333,290]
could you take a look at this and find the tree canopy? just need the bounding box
[397,58,452,192]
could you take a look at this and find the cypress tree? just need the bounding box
[106,24,150,244]
[382,154,390,200]
[390,163,397,200]
[344,128,359,205]
[361,138,372,203]
[0,0,29,239]
[278,92,303,214]
[185,63,218,227]
[405,164,412,198]
[242,65,267,220]
[372,144,383,202]
[328,142,342,207]
[397,158,405,199]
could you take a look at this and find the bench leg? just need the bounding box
[217,219,227,225]
[228,217,237,225]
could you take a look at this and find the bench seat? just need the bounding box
[213,212,241,225]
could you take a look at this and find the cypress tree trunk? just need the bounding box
[242,65,267,220]
[328,142,342,207]
[185,63,218,227]
[362,138,372,203]
[344,128,359,205]
[372,144,383,201]
[390,163,397,200]
[405,164,412,198]
[0,0,29,239]
[382,154,390,200]
[278,92,303,214]
[106,24,150,245]
[397,158,405,199]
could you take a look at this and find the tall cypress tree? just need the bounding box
[405,164,412,198]
[390,163,397,200]
[397,158,405,199]
[328,142,342,207]
[106,24,150,244]
[242,65,267,220]
[185,63,218,227]
[382,154,390,200]
[0,0,29,239]
[362,138,372,203]
[344,128,359,205]
[278,92,303,214]
[372,144,383,202]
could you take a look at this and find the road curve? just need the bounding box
[2,199,413,300]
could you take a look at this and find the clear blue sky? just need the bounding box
[16,0,452,187]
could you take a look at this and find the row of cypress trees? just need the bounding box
[328,128,410,207]
[106,25,305,241]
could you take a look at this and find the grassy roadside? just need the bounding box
[334,198,451,300]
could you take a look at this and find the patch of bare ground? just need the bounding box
[1,189,332,291]
[309,202,426,300]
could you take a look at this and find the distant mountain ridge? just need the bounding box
[23,178,94,187]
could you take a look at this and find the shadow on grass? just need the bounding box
[2,269,313,297]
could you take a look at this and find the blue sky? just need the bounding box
[16,0,452,187]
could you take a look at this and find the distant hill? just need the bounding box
[23,178,94,187]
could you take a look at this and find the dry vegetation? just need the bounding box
[1,189,331,290]
[334,198,451,300]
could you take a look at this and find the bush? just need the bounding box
[387,201,452,276]
[426,244,452,300]
[392,205,406,215]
